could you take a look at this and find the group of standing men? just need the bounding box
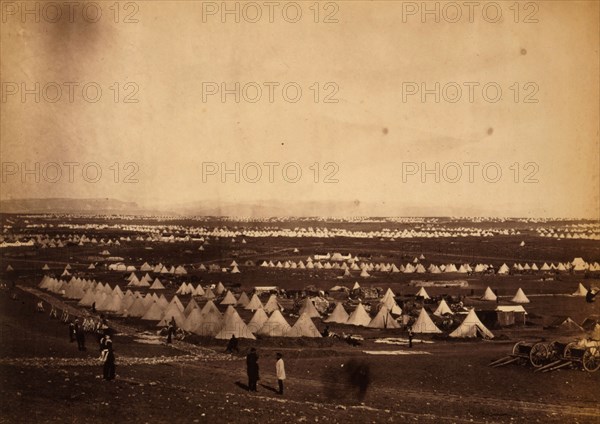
[246,348,286,395]
[68,317,115,381]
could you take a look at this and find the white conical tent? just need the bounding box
[169,295,185,312]
[183,298,200,316]
[481,287,497,301]
[346,303,371,327]
[236,292,250,307]
[511,288,530,303]
[286,312,322,338]
[176,282,189,295]
[220,290,237,305]
[324,302,350,324]
[449,309,494,339]
[103,295,123,313]
[215,306,256,340]
[368,305,400,329]
[415,287,430,299]
[142,301,165,321]
[352,282,361,290]
[200,300,221,316]
[411,308,442,333]
[263,294,282,313]
[182,308,203,332]
[78,289,96,307]
[245,294,263,311]
[150,278,165,290]
[381,288,395,304]
[298,297,320,318]
[572,283,588,296]
[247,308,269,333]
[192,308,224,336]
[204,287,215,300]
[215,282,225,295]
[194,285,205,296]
[497,263,510,274]
[157,303,186,327]
[124,297,147,317]
[433,299,453,316]
[257,310,291,337]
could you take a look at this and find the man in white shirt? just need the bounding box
[276,352,285,395]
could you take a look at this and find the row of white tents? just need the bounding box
[38,275,496,339]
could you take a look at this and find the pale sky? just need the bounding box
[1,1,598,218]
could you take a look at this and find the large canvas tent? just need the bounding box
[368,305,400,329]
[215,306,256,340]
[346,303,371,327]
[450,309,494,339]
[324,303,349,324]
[411,308,442,334]
[285,312,322,338]
[256,310,291,337]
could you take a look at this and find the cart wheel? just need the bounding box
[548,341,561,361]
[563,342,577,359]
[512,341,525,356]
[582,346,600,372]
[529,343,549,368]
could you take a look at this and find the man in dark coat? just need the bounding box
[226,335,239,353]
[246,348,259,392]
[75,320,86,351]
[102,340,116,381]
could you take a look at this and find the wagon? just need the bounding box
[490,341,558,369]
[536,340,600,373]
[492,338,600,373]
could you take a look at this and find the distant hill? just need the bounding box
[0,198,140,214]
[165,200,439,217]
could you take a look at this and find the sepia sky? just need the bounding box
[1,1,598,218]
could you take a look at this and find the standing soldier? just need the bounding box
[102,339,116,381]
[75,320,86,351]
[276,352,285,395]
[166,322,174,344]
[246,348,259,392]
